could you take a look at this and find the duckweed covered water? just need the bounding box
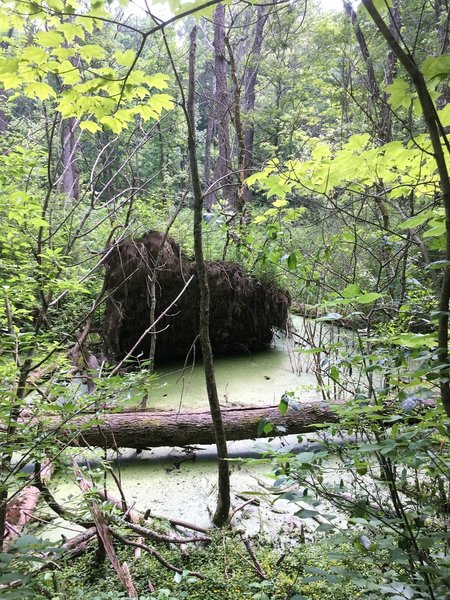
[44,317,351,542]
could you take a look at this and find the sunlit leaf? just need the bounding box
[344,133,370,152]
[423,222,446,238]
[100,115,124,134]
[79,44,106,61]
[21,46,48,63]
[114,49,136,68]
[35,29,64,47]
[58,22,85,43]
[341,283,360,299]
[148,93,174,114]
[278,397,288,416]
[385,78,412,110]
[79,120,101,133]
[391,333,437,348]
[287,252,297,269]
[25,81,56,100]
[272,198,288,208]
[398,211,434,229]
[421,54,450,79]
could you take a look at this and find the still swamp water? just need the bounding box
[43,317,354,541]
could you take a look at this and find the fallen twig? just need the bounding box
[229,499,257,522]
[113,517,211,545]
[86,482,211,543]
[110,529,205,579]
[61,527,97,553]
[148,513,209,534]
[242,537,266,580]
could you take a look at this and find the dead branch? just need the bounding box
[109,529,206,580]
[229,499,257,522]
[242,537,266,580]
[74,465,137,598]
[79,480,211,545]
[112,517,211,545]
[148,513,209,534]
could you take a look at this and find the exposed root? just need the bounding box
[103,231,290,363]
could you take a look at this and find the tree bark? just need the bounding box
[61,116,80,200]
[242,6,268,203]
[211,4,233,208]
[225,36,246,213]
[204,68,216,210]
[46,404,338,449]
[187,26,231,526]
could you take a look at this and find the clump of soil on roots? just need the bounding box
[103,231,290,364]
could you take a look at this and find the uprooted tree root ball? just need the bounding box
[102,231,290,364]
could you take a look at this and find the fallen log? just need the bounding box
[51,403,338,449]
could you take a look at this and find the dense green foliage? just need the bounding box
[39,531,371,599]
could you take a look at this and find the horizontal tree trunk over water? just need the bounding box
[54,404,338,449]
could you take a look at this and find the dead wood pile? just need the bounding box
[103,231,290,363]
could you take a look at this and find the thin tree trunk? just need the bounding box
[211,4,233,208]
[187,26,231,526]
[343,1,380,111]
[204,82,216,210]
[435,0,450,110]
[344,0,399,292]
[435,0,450,54]
[157,121,166,184]
[0,31,13,143]
[243,6,268,203]
[343,0,397,143]
[61,116,80,199]
[0,90,7,135]
[379,0,400,144]
[225,36,246,214]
